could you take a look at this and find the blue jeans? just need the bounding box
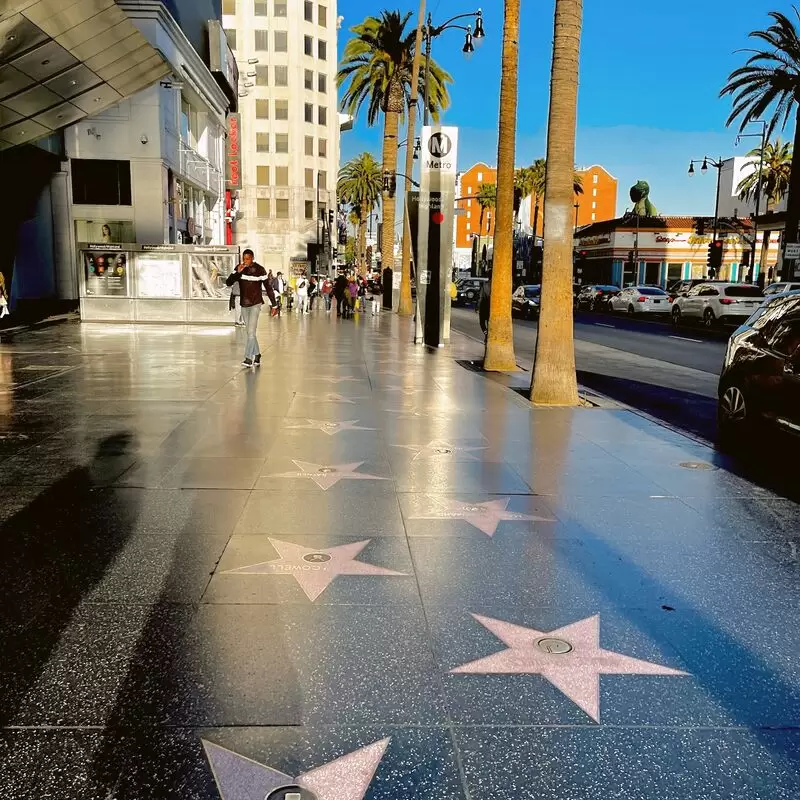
[242,304,261,360]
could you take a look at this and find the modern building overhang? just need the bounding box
[0,0,171,150]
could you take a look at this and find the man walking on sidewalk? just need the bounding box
[226,249,268,367]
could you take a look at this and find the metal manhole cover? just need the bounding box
[267,788,318,800]
[678,462,717,471]
[535,637,573,655]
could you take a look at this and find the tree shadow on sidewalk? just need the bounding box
[0,433,142,727]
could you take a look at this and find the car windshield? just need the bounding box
[725,286,763,297]
[639,288,667,296]
[524,287,540,298]
[596,286,618,292]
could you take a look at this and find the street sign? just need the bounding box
[785,243,800,259]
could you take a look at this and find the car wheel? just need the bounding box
[628,304,635,315]
[466,291,475,301]
[671,306,682,326]
[703,308,716,328]
[718,383,751,449]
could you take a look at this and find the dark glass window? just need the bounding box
[71,159,131,205]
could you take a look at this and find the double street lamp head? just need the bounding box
[473,9,485,45]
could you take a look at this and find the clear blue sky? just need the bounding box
[337,0,788,216]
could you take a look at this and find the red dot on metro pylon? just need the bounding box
[432,211,444,224]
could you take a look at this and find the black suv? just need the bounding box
[718,290,800,446]
[454,278,487,306]
[575,285,619,311]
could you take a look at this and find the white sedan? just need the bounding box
[610,286,672,315]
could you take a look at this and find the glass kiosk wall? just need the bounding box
[79,243,240,323]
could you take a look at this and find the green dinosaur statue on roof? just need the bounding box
[630,181,658,217]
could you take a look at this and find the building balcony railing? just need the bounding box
[179,140,223,197]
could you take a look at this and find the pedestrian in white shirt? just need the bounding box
[296,271,309,314]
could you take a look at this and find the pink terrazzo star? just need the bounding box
[285,419,376,436]
[203,738,390,800]
[223,538,406,601]
[452,614,687,722]
[266,460,389,490]
[393,439,488,461]
[410,497,553,536]
[294,392,367,404]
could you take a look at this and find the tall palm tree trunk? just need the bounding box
[782,107,800,280]
[380,84,403,296]
[399,0,425,316]
[359,200,368,272]
[532,198,540,239]
[531,0,582,405]
[484,15,520,367]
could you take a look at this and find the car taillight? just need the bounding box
[719,298,736,305]
[637,296,647,302]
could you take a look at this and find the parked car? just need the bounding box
[512,285,541,318]
[454,277,487,306]
[609,286,672,315]
[667,278,707,301]
[763,281,800,297]
[575,284,620,311]
[672,282,764,328]
[718,290,800,446]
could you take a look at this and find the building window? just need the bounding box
[318,4,327,26]
[466,185,471,195]
[593,174,598,184]
[305,168,314,188]
[305,136,314,156]
[318,73,326,93]
[466,222,471,231]
[318,40,327,60]
[223,0,236,14]
[274,65,288,87]
[305,200,315,220]
[72,159,132,205]
[592,201,596,209]
[305,103,314,123]
[466,211,471,219]
[256,65,268,86]
[318,170,327,190]
[257,198,270,217]
[256,166,270,185]
[304,35,313,56]
[477,172,483,182]
[255,29,269,50]
[254,0,268,16]
[318,105,327,126]
[304,69,314,90]
[256,132,269,152]
[318,138,327,157]
[276,133,288,153]
[304,0,313,21]
[224,29,236,50]
[275,166,288,186]
[276,198,289,219]
[255,99,269,118]
[591,213,596,221]
[592,188,597,197]
[275,99,288,120]
[274,0,287,16]
[274,30,288,52]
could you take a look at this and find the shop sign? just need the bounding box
[226,114,242,190]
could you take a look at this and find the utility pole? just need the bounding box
[399,0,425,317]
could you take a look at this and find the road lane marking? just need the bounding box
[669,335,704,343]
[594,323,616,328]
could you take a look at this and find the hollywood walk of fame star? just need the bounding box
[410,497,553,536]
[203,738,390,800]
[393,439,488,461]
[385,407,455,419]
[285,419,376,436]
[452,614,688,722]
[223,538,407,601]
[266,460,389,490]
[294,393,366,404]
[309,376,364,384]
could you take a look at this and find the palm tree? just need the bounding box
[514,166,536,226]
[474,182,496,269]
[737,139,792,277]
[530,0,582,406]
[526,158,583,237]
[338,11,452,290]
[484,0,521,371]
[721,9,800,278]
[338,153,383,272]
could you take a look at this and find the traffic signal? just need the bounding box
[707,240,723,277]
[328,209,334,228]
[696,218,706,236]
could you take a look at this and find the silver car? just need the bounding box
[609,286,672,315]
[672,282,764,328]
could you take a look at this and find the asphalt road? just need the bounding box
[450,305,728,444]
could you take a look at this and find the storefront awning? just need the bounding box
[0,0,171,150]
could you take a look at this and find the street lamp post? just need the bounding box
[421,9,485,126]
[688,156,724,242]
[735,121,768,281]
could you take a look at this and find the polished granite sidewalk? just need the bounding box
[0,311,798,799]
